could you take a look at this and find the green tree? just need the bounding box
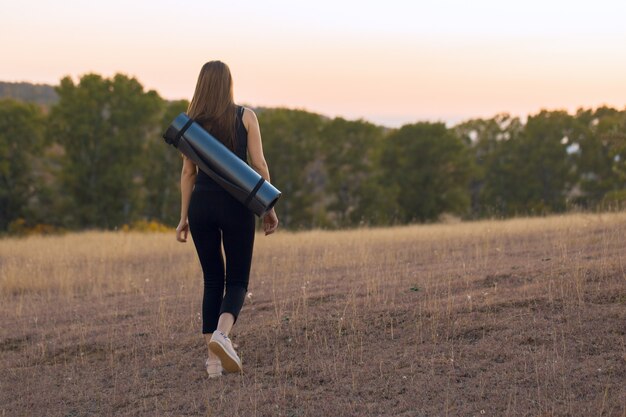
[455,114,525,217]
[319,117,389,227]
[480,110,577,215]
[600,112,626,204]
[47,73,162,229]
[141,99,189,225]
[0,99,45,230]
[574,107,626,207]
[380,122,473,222]
[257,108,325,229]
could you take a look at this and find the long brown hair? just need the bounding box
[187,61,237,151]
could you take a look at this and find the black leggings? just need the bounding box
[188,186,256,334]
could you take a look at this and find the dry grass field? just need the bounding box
[1,212,625,417]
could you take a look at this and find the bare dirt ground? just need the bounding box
[1,212,625,417]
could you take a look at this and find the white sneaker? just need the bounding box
[209,331,242,373]
[205,358,223,378]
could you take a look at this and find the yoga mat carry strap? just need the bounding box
[243,177,266,208]
[173,118,195,147]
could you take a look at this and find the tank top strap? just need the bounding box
[234,105,248,162]
[235,105,244,132]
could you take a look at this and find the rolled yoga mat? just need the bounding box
[163,112,281,217]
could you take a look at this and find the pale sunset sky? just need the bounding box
[2,0,626,127]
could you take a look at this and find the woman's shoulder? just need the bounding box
[238,105,257,117]
[239,105,258,130]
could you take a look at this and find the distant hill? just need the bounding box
[0,81,58,106]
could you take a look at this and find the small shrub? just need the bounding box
[7,218,65,236]
[121,219,172,233]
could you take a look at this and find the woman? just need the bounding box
[175,61,279,378]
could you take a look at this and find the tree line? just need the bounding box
[1,73,625,233]
[0,81,58,107]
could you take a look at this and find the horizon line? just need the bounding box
[1,78,625,129]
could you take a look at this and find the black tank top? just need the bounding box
[194,105,248,191]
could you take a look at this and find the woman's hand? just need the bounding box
[176,218,190,242]
[263,208,279,236]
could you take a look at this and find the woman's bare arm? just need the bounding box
[243,107,278,234]
[176,155,197,242]
[244,108,271,183]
